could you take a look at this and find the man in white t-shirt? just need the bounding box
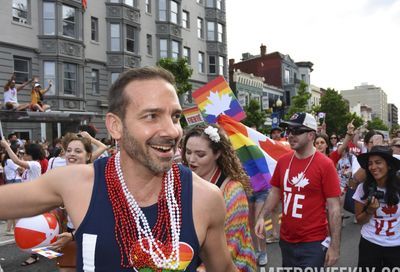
[3,73,31,111]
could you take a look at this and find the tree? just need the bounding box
[287,81,311,117]
[157,58,193,96]
[319,88,359,136]
[243,99,267,133]
[157,58,193,129]
[367,117,389,131]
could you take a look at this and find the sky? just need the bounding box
[226,0,400,106]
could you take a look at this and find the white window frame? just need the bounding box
[13,57,30,84]
[12,0,30,25]
[217,23,223,42]
[182,10,189,28]
[218,56,224,75]
[209,55,216,74]
[170,1,178,24]
[159,39,168,58]
[110,23,121,51]
[159,0,167,21]
[126,25,135,53]
[183,47,191,64]
[207,22,215,41]
[62,5,76,38]
[197,18,203,39]
[91,69,100,95]
[198,52,205,73]
[91,17,99,42]
[44,61,56,95]
[63,63,77,96]
[145,0,151,13]
[146,34,152,55]
[171,40,179,60]
[43,2,55,35]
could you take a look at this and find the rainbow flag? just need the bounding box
[192,76,245,124]
[217,115,291,192]
[182,106,204,125]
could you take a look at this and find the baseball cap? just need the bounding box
[280,112,317,131]
[34,83,41,88]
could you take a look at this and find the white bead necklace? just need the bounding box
[114,152,181,269]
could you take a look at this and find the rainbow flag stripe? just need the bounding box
[217,115,291,192]
[192,76,245,124]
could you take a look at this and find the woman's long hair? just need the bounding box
[315,133,330,155]
[181,124,252,195]
[362,157,400,206]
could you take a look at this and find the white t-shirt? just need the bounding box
[353,183,400,247]
[46,157,67,172]
[4,87,18,104]
[21,161,41,182]
[4,159,21,180]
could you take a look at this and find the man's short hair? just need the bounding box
[108,67,176,119]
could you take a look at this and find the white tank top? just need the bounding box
[4,87,18,103]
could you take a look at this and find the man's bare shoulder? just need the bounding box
[192,172,225,214]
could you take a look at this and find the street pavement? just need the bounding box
[0,214,361,271]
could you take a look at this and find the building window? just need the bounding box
[206,0,214,7]
[91,69,99,95]
[209,56,216,74]
[218,56,224,75]
[198,52,205,73]
[182,10,189,28]
[170,1,178,24]
[183,47,191,64]
[171,40,179,60]
[146,34,152,55]
[63,63,77,95]
[13,57,30,83]
[126,25,135,53]
[217,23,223,42]
[159,0,167,21]
[43,2,55,35]
[111,73,119,83]
[145,0,151,13]
[124,0,134,6]
[91,17,98,41]
[110,23,120,51]
[160,39,168,58]
[12,0,29,24]
[284,69,290,84]
[44,61,56,95]
[216,0,222,9]
[207,22,215,41]
[62,5,76,38]
[197,18,203,39]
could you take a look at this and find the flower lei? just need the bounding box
[105,152,182,269]
[204,126,220,143]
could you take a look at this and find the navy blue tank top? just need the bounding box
[75,157,200,271]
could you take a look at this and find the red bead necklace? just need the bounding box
[105,153,182,269]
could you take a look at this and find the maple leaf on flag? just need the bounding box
[204,91,232,117]
[292,172,309,191]
[382,205,398,215]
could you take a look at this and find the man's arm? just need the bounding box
[0,168,65,219]
[325,197,341,267]
[16,78,33,92]
[254,186,280,239]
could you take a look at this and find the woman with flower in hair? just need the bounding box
[181,124,256,272]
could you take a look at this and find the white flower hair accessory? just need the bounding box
[204,126,220,143]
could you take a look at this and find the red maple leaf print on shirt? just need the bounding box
[381,205,398,216]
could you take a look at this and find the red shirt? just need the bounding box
[270,151,340,243]
[39,158,48,174]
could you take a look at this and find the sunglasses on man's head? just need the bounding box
[286,127,314,136]
[330,136,337,140]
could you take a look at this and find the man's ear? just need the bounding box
[105,112,123,140]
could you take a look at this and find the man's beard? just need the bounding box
[121,123,176,175]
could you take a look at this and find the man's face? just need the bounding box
[270,130,282,140]
[120,78,183,174]
[287,126,314,151]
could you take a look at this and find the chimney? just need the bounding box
[260,44,266,56]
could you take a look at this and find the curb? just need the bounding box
[0,238,15,247]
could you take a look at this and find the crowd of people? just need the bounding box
[0,66,399,271]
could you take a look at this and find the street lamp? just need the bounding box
[272,98,283,128]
